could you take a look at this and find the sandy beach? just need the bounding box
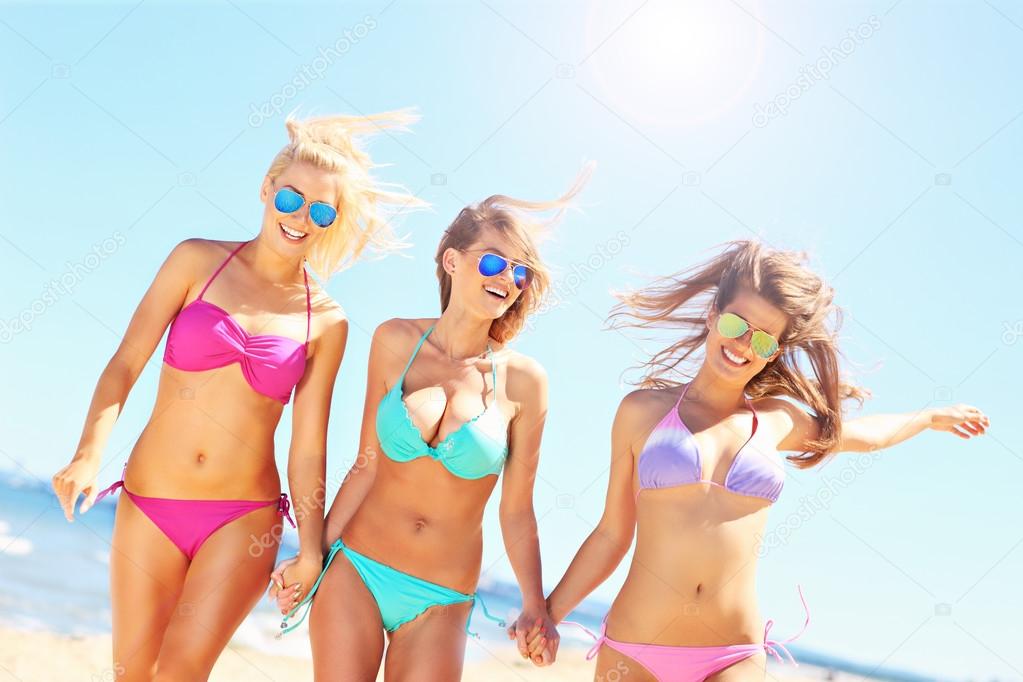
[0,626,851,682]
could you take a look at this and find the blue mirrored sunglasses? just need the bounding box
[274,187,337,228]
[476,252,533,290]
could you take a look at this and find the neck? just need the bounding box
[247,237,306,285]
[431,305,493,360]
[686,364,748,415]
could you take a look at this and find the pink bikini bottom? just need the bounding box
[96,471,295,560]
[566,587,809,682]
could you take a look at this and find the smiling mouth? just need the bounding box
[483,284,509,300]
[721,346,750,367]
[279,223,308,242]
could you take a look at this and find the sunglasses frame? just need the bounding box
[716,311,781,359]
[461,249,534,291]
[272,184,338,229]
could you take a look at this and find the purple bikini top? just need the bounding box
[637,383,785,503]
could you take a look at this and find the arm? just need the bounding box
[499,356,553,663]
[52,239,203,520]
[320,321,396,550]
[545,391,640,625]
[286,308,348,572]
[499,356,548,614]
[271,319,396,607]
[768,398,990,454]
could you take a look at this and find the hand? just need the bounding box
[52,456,102,522]
[268,552,323,615]
[928,404,989,439]
[506,607,559,667]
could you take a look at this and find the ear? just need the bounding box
[260,175,272,203]
[441,247,460,276]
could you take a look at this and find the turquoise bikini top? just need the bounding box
[376,325,508,480]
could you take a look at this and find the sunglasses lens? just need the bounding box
[717,312,748,339]
[478,253,508,277]
[512,265,532,290]
[751,331,779,359]
[274,188,304,214]
[309,202,337,228]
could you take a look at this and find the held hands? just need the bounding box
[507,606,559,667]
[52,456,102,521]
[268,553,322,615]
[928,404,989,439]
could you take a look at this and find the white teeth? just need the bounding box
[484,285,508,299]
[280,223,306,240]
[723,347,749,365]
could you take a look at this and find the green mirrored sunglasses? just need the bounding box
[716,312,780,359]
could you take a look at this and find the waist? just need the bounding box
[609,576,764,646]
[345,496,485,592]
[124,440,281,499]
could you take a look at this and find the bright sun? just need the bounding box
[583,0,767,128]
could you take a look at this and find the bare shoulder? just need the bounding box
[499,349,546,403]
[615,387,677,444]
[750,395,809,429]
[153,238,234,290]
[372,317,434,345]
[619,386,676,416]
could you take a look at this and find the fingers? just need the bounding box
[275,584,303,614]
[516,622,529,658]
[79,485,99,515]
[527,630,547,658]
[58,484,79,522]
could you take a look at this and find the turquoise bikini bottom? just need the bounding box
[279,538,506,637]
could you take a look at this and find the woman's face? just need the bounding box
[705,288,787,384]
[258,161,341,259]
[443,226,530,321]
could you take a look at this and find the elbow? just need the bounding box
[596,521,634,556]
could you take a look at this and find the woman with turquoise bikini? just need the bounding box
[271,171,590,679]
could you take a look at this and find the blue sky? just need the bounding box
[2,0,1021,678]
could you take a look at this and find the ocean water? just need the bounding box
[0,470,937,680]
[0,469,606,659]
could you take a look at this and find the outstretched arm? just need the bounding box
[768,397,990,454]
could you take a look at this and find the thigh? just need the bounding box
[307,550,385,682]
[592,644,657,682]
[110,492,190,682]
[153,503,281,681]
[705,650,766,682]
[383,600,471,682]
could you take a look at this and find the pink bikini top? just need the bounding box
[637,383,785,503]
[163,241,311,405]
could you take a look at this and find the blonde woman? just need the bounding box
[51,112,423,681]
[532,240,988,681]
[272,170,591,680]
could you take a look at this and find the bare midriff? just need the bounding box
[608,485,771,646]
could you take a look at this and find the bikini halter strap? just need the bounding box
[398,325,435,384]
[398,324,498,394]
[198,241,248,300]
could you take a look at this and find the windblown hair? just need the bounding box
[434,164,594,344]
[265,110,427,279]
[610,240,869,467]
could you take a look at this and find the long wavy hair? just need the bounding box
[434,165,593,344]
[265,110,427,279]
[610,239,869,467]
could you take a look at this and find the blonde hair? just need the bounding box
[265,110,427,279]
[434,164,593,343]
[610,239,870,467]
